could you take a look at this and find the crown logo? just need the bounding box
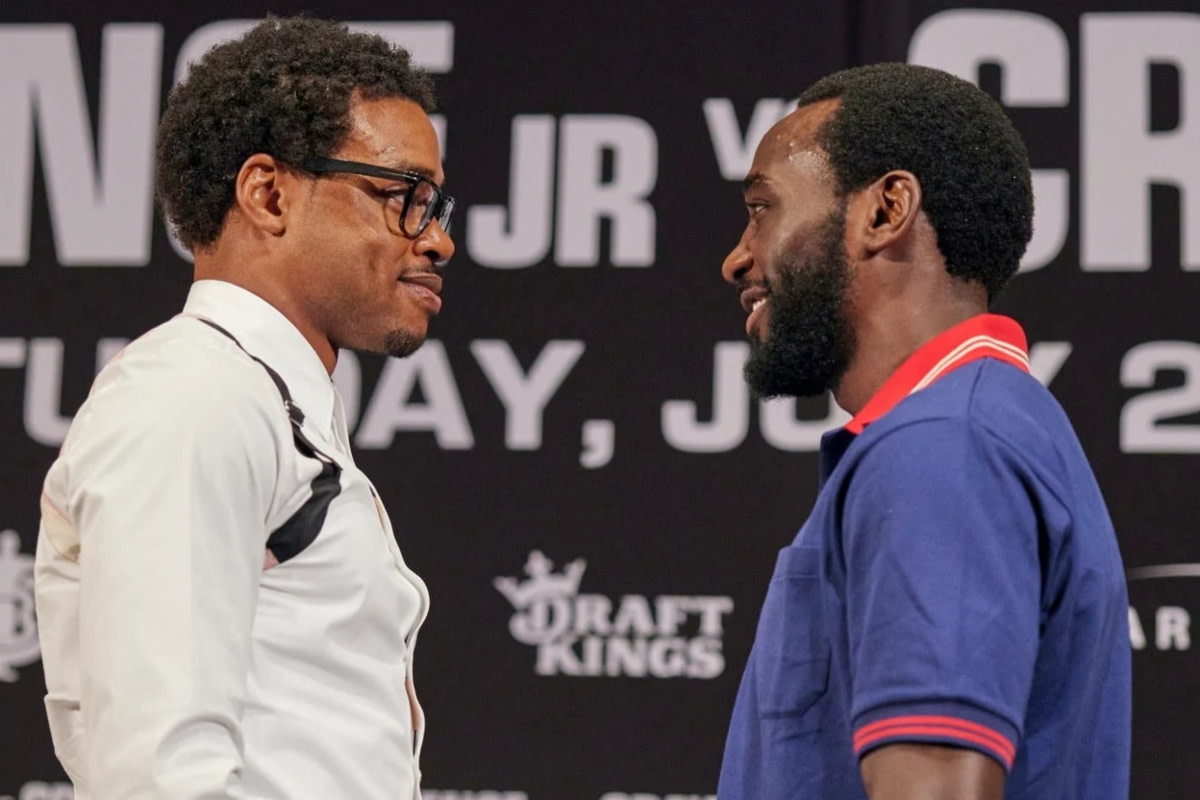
[494,550,586,609]
[0,529,40,682]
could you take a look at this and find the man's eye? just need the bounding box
[745,201,767,215]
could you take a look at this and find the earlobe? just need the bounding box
[234,154,290,237]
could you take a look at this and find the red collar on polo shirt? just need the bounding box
[844,314,1031,435]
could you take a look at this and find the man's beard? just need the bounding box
[743,210,854,399]
[384,329,425,358]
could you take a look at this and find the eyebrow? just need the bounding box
[381,160,440,182]
[742,171,769,191]
[365,147,441,182]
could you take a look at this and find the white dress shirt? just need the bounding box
[34,280,430,800]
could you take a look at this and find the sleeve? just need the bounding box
[843,418,1041,772]
[63,352,282,799]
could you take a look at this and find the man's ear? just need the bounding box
[232,153,296,237]
[849,170,923,257]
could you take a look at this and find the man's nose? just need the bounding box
[722,230,754,284]
[415,218,455,264]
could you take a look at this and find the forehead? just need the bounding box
[337,95,444,183]
[747,99,840,194]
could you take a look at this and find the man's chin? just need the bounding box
[746,375,831,400]
[744,344,839,399]
[383,328,426,359]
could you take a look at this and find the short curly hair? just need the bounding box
[156,16,436,251]
[796,63,1033,302]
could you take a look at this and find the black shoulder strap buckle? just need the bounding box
[194,318,306,426]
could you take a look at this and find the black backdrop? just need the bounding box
[1,1,1198,797]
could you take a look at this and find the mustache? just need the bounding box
[404,262,446,278]
[735,277,770,296]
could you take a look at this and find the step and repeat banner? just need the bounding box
[1,0,1198,797]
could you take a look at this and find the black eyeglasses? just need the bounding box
[303,156,455,238]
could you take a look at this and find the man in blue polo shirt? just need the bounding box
[717,64,1130,799]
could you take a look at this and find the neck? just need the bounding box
[193,247,338,375]
[833,288,987,416]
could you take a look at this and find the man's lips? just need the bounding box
[399,272,443,295]
[399,271,443,313]
[739,285,769,337]
[739,285,767,313]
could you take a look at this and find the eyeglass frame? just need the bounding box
[301,156,455,238]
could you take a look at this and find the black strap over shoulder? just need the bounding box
[195,317,342,565]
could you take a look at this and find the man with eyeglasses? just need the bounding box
[34,17,454,800]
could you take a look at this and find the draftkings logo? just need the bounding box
[494,551,733,678]
[0,529,39,682]
[0,780,73,800]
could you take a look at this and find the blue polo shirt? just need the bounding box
[718,315,1130,800]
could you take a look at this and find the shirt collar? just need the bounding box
[845,313,1030,434]
[182,280,337,440]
